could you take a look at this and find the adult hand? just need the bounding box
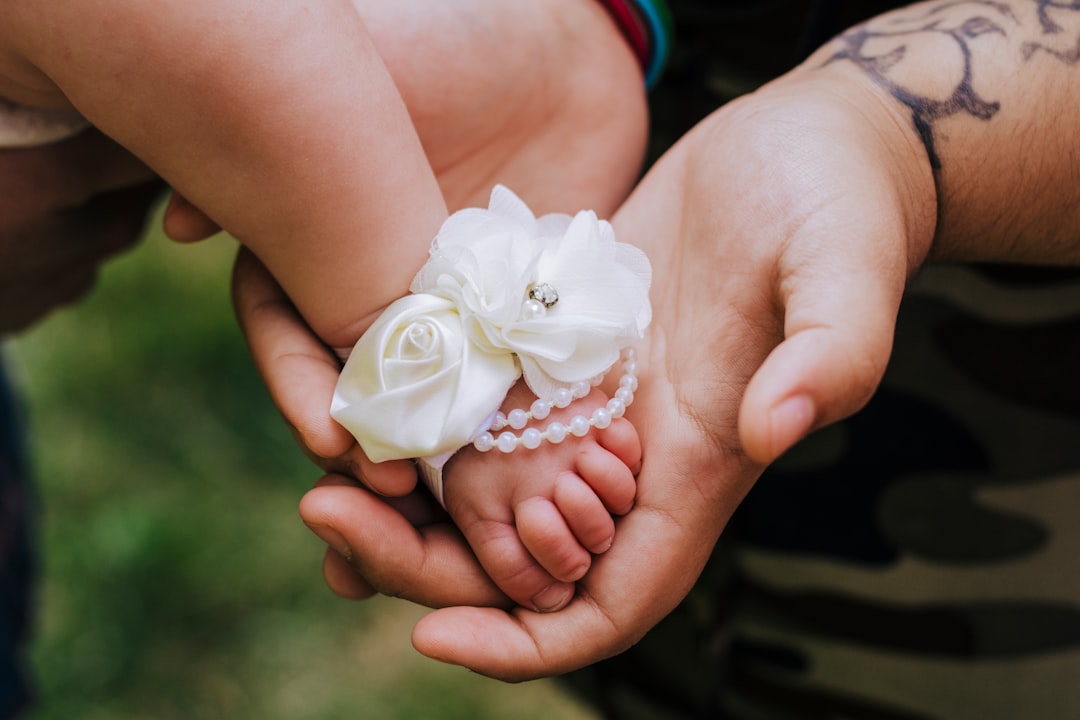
[0,130,158,334]
[290,60,939,679]
[360,0,648,216]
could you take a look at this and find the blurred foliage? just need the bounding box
[7,216,597,720]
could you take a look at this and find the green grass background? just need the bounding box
[6,212,599,719]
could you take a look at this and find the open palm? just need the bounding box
[404,69,937,678]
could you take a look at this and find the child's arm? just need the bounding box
[0,0,446,348]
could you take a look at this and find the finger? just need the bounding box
[322,548,377,600]
[455,505,574,612]
[738,240,906,464]
[299,482,506,609]
[595,415,642,475]
[313,472,444,525]
[574,443,636,516]
[551,472,616,553]
[515,494,593,583]
[162,191,222,243]
[413,605,605,683]
[232,248,415,494]
[232,247,352,459]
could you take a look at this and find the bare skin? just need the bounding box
[1,0,650,613]
[442,383,640,612]
[0,130,156,334]
[288,0,1080,680]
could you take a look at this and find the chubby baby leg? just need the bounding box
[441,380,640,613]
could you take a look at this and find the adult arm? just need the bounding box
[738,0,1080,459]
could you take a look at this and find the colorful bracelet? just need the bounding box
[632,0,674,89]
[598,0,650,69]
[597,0,674,89]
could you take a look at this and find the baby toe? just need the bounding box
[553,471,616,553]
[576,443,637,515]
[515,496,593,583]
[462,516,572,612]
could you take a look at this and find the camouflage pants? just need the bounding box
[567,265,1080,719]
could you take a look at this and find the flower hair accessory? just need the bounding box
[331,185,651,503]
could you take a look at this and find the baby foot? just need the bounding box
[441,379,641,612]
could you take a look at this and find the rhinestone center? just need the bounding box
[528,282,559,308]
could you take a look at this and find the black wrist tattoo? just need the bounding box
[826,1,1080,170]
[1025,1,1080,60]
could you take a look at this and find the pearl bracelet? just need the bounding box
[472,349,639,453]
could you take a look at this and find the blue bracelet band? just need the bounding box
[629,0,673,89]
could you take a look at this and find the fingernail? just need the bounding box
[566,560,591,582]
[532,583,573,613]
[312,526,354,564]
[769,394,815,459]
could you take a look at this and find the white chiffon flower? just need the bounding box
[411,185,651,399]
[330,293,519,462]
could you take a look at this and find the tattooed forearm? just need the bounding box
[825,0,1080,170]
[826,16,1004,169]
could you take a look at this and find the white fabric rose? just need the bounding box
[411,185,652,399]
[331,185,652,474]
[330,293,519,463]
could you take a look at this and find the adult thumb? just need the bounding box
[738,243,908,465]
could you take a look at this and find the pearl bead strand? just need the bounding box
[473,349,639,454]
